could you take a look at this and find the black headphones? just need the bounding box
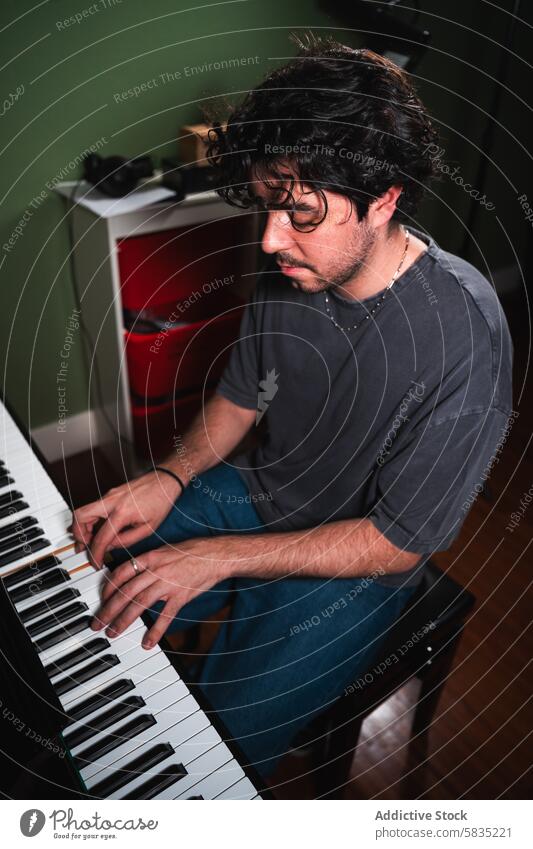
[83,153,154,197]
[83,153,218,199]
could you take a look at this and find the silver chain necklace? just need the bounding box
[324,226,410,332]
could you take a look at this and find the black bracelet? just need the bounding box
[153,466,186,493]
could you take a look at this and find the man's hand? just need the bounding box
[90,540,224,649]
[70,470,183,569]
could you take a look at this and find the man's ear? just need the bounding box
[369,185,403,228]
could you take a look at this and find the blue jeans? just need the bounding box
[109,463,417,779]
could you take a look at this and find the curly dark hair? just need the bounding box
[204,32,439,230]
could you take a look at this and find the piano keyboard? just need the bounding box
[0,401,73,575]
[0,399,262,800]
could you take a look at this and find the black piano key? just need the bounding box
[63,696,145,750]
[0,500,28,520]
[187,795,204,799]
[0,475,15,489]
[2,555,60,589]
[91,742,174,798]
[54,653,120,696]
[0,536,50,569]
[9,567,69,603]
[0,489,23,508]
[74,713,157,768]
[27,600,89,638]
[122,763,187,800]
[66,678,136,724]
[0,515,39,543]
[19,586,80,623]
[44,637,110,677]
[0,526,44,555]
[34,615,93,653]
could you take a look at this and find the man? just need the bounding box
[72,36,513,779]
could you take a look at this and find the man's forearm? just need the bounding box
[195,518,422,581]
[160,392,255,487]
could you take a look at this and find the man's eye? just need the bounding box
[289,209,320,229]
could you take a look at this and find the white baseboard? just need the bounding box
[32,409,98,463]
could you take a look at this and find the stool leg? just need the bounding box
[314,710,364,799]
[410,629,463,760]
[401,636,462,796]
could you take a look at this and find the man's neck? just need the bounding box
[334,224,428,302]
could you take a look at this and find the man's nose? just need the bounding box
[261,211,295,254]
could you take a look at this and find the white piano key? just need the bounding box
[29,514,74,542]
[171,751,244,800]
[0,526,79,584]
[80,697,208,782]
[64,663,182,734]
[107,726,223,799]
[0,534,75,573]
[1,431,56,457]
[14,572,86,613]
[152,745,238,800]
[60,552,94,573]
[7,562,71,602]
[49,623,152,685]
[86,717,222,793]
[69,679,190,758]
[62,652,171,714]
[0,462,60,492]
[39,618,146,665]
[121,737,234,800]
[0,503,70,534]
[16,564,104,612]
[214,775,258,800]
[22,582,102,627]
[0,484,59,512]
[20,585,97,626]
[60,643,168,708]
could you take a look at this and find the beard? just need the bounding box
[276,217,378,294]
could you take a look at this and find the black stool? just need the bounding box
[308,560,476,797]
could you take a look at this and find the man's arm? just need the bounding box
[72,392,255,566]
[92,518,421,647]
[158,392,256,487]
[192,517,422,582]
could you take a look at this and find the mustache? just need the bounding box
[276,254,314,271]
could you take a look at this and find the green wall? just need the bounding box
[1,0,529,432]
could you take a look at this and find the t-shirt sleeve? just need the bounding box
[215,289,260,411]
[368,407,512,553]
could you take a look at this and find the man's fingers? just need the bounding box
[100,583,163,638]
[110,523,157,551]
[100,550,159,602]
[101,557,144,602]
[71,497,116,541]
[143,599,181,649]
[99,561,135,603]
[92,570,155,630]
[88,510,132,568]
[70,516,97,547]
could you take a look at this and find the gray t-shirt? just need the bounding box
[216,226,514,587]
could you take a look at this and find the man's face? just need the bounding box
[252,171,377,294]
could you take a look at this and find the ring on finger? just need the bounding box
[130,557,141,575]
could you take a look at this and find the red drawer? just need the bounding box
[132,393,210,460]
[125,307,243,399]
[117,218,248,314]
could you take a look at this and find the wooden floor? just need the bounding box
[48,288,532,800]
